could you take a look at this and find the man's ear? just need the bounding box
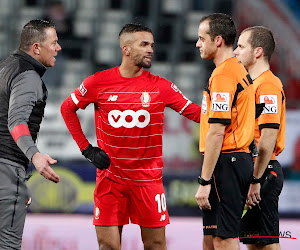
[122,45,130,56]
[215,35,223,47]
[32,43,40,55]
[255,47,263,59]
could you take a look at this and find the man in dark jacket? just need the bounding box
[0,19,61,249]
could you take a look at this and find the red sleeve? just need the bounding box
[181,103,201,123]
[60,96,90,151]
[158,79,185,109]
[159,79,201,122]
[159,78,200,117]
[72,74,99,109]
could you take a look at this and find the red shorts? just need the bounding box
[93,175,170,227]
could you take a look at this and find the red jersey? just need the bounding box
[68,67,200,185]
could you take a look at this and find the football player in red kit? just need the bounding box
[61,23,201,249]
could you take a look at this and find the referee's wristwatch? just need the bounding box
[198,176,212,186]
[250,175,260,184]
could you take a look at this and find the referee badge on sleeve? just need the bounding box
[260,95,278,114]
[211,92,230,112]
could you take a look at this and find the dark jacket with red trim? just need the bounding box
[0,49,47,168]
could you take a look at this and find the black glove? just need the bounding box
[81,144,110,170]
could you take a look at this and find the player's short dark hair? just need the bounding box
[19,19,56,51]
[200,13,236,46]
[119,23,152,37]
[242,26,275,62]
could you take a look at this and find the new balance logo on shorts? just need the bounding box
[107,95,118,101]
[160,214,166,221]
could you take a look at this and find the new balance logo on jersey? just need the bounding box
[260,95,278,114]
[211,92,230,112]
[108,95,118,101]
[160,214,166,221]
[107,95,118,102]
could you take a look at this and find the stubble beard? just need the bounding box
[133,54,152,69]
[137,58,151,69]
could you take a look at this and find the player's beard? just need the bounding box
[134,55,152,68]
[138,60,151,69]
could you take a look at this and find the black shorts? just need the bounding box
[203,152,253,238]
[240,160,283,245]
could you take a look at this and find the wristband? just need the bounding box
[250,175,260,184]
[198,176,212,186]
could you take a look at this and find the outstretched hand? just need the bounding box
[32,152,60,183]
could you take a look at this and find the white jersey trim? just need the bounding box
[98,115,163,127]
[98,106,164,116]
[106,169,163,182]
[109,155,163,160]
[114,166,163,171]
[97,139,162,149]
[101,102,163,105]
[71,93,79,105]
[97,127,162,138]
[179,100,192,115]
[99,91,159,94]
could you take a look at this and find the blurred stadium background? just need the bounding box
[1,0,300,249]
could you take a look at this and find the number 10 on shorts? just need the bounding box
[155,193,166,213]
